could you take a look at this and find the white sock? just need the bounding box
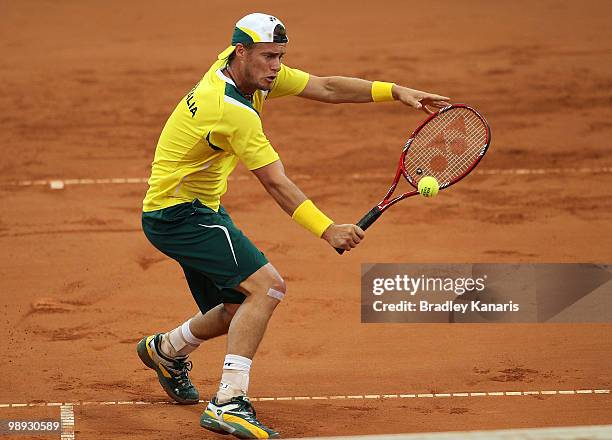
[161,319,205,358]
[216,354,252,403]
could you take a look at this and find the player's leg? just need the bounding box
[215,263,284,401]
[178,303,240,345]
[137,267,243,405]
[157,302,241,359]
[227,263,284,357]
[157,267,244,358]
[200,263,284,439]
[137,306,243,404]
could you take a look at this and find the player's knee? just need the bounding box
[223,303,240,316]
[258,267,286,302]
[267,277,286,302]
[239,263,287,301]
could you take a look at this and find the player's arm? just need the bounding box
[251,160,364,251]
[298,75,450,114]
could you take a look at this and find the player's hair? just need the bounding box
[227,42,255,63]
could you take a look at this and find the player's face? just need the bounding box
[243,43,286,91]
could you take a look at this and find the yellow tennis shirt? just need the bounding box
[143,59,309,212]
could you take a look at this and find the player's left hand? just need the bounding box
[392,85,450,115]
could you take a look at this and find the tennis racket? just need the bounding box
[336,104,491,254]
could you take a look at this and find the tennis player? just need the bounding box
[137,13,449,439]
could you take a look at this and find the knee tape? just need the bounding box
[267,287,285,301]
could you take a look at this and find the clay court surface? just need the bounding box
[1,1,611,438]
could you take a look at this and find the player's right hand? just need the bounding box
[322,224,365,251]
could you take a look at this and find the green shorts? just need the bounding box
[142,200,269,313]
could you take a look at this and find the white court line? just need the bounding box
[60,404,75,440]
[0,388,608,408]
[4,166,612,189]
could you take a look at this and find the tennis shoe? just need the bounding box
[136,333,199,404]
[200,395,279,439]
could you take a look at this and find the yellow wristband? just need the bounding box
[291,200,334,238]
[371,81,395,102]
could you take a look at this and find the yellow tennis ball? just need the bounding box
[418,176,439,198]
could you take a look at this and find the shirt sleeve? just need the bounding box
[267,64,310,99]
[210,104,280,171]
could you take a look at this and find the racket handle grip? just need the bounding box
[335,207,383,255]
[356,206,383,231]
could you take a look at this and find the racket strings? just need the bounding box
[450,114,485,170]
[436,115,484,180]
[408,111,483,179]
[407,110,485,183]
[404,108,487,185]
